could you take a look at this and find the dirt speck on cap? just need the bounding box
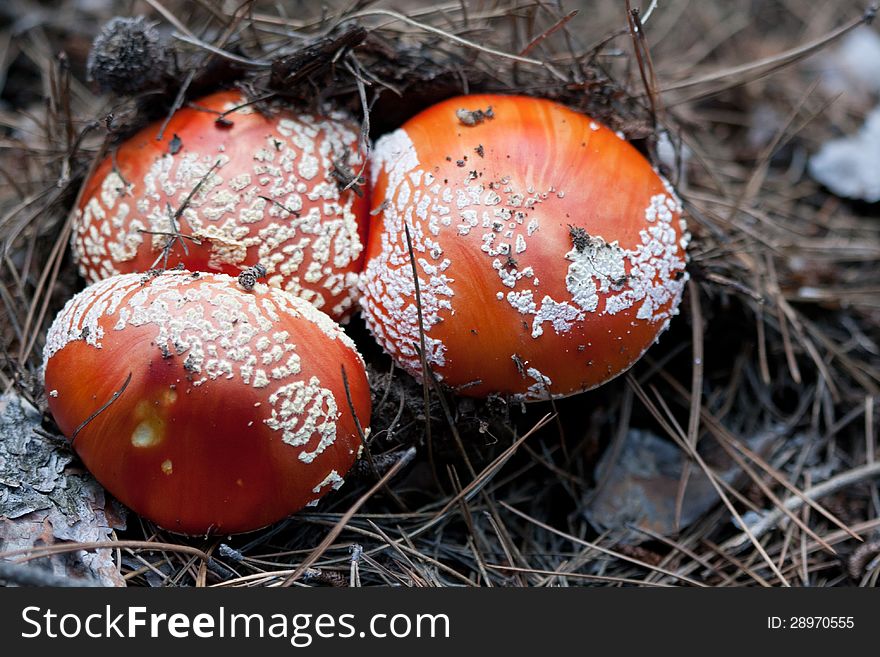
[456,106,494,126]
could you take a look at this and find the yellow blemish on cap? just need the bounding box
[131,421,162,447]
[163,388,178,405]
[131,400,165,447]
[161,459,173,475]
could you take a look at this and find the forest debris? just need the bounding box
[0,395,126,587]
[269,24,367,91]
[809,105,880,202]
[168,133,182,155]
[847,538,880,579]
[583,428,774,543]
[732,460,880,547]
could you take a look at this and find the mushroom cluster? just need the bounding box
[45,88,690,534]
[44,271,370,535]
[73,90,369,320]
[359,94,690,400]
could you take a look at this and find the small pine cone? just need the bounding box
[238,264,267,291]
[237,270,258,291]
[87,16,169,94]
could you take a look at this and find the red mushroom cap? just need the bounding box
[73,90,369,320]
[43,271,371,535]
[360,94,690,400]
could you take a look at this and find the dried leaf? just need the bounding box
[583,428,774,543]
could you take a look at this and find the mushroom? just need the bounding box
[73,90,369,320]
[360,94,690,400]
[43,270,371,534]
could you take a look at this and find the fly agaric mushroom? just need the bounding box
[43,271,370,534]
[73,90,369,320]
[360,94,690,400]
